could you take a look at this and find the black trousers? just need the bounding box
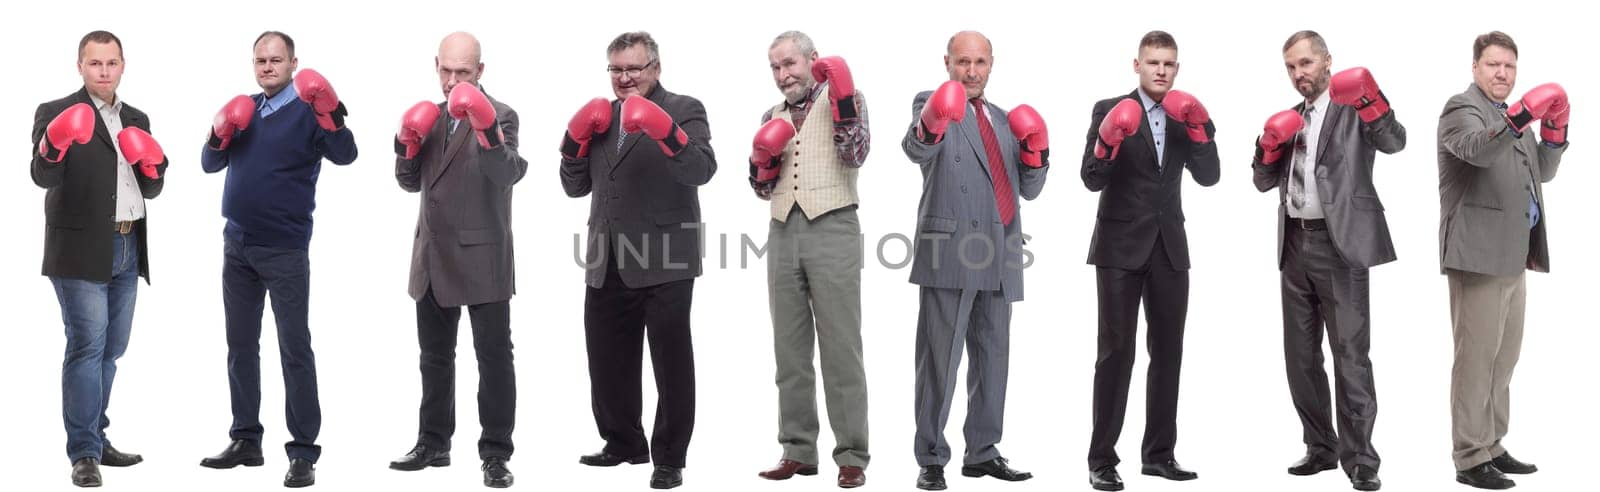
[1088,234,1188,471]
[584,260,696,468]
[1280,225,1379,472]
[414,288,515,460]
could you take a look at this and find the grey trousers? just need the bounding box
[1280,226,1380,473]
[1447,268,1526,471]
[768,206,868,467]
[913,286,1011,467]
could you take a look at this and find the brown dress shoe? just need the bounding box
[838,466,866,488]
[759,459,819,480]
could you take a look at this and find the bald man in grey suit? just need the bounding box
[902,31,1048,491]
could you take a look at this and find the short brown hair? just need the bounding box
[254,31,296,59]
[77,30,123,62]
[1282,30,1329,57]
[1473,31,1518,61]
[1139,30,1177,53]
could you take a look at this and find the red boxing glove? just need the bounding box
[1257,110,1305,165]
[294,68,346,131]
[1007,104,1048,168]
[210,95,254,150]
[1161,90,1212,144]
[449,83,505,149]
[1329,67,1391,123]
[1541,105,1570,145]
[395,101,440,159]
[562,97,612,159]
[39,103,96,163]
[918,80,967,144]
[810,56,858,122]
[117,127,165,179]
[1094,98,1142,160]
[621,95,689,157]
[1506,82,1568,134]
[750,118,796,171]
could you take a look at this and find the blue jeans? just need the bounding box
[223,238,321,462]
[51,231,139,463]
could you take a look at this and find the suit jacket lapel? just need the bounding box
[1130,91,1160,170]
[1315,104,1338,164]
[961,102,992,184]
[431,111,470,187]
[73,88,116,151]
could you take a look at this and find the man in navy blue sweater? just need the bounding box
[196,31,356,489]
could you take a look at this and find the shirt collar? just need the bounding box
[786,83,818,111]
[1306,89,1332,113]
[261,81,300,113]
[87,92,122,114]
[1136,87,1162,114]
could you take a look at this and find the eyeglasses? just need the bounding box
[607,60,657,79]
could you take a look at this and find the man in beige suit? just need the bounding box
[747,30,871,489]
[1437,30,1568,491]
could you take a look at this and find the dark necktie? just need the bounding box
[971,98,1016,226]
[1289,104,1314,211]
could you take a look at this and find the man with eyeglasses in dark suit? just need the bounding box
[559,30,717,490]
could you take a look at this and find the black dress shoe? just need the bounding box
[1456,462,1515,490]
[200,439,265,469]
[284,458,315,488]
[1491,453,1537,475]
[649,465,683,489]
[1288,454,1339,476]
[71,458,102,488]
[390,445,451,471]
[100,444,143,467]
[580,450,650,467]
[962,457,1033,481]
[1090,466,1124,491]
[1141,460,1198,481]
[483,457,513,488]
[916,465,947,491]
[1350,464,1381,491]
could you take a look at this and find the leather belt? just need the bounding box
[1287,217,1327,231]
[114,220,135,234]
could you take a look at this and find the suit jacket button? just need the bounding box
[956,156,962,162]
[971,220,979,228]
[961,185,968,193]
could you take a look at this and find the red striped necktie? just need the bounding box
[972,98,1016,226]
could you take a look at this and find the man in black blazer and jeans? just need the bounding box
[559,31,717,490]
[1080,31,1218,492]
[31,30,168,488]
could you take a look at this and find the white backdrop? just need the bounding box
[2,0,1594,491]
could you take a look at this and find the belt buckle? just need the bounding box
[116,221,133,234]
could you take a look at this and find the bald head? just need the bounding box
[439,31,482,64]
[944,30,994,99]
[946,31,992,57]
[436,31,485,99]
